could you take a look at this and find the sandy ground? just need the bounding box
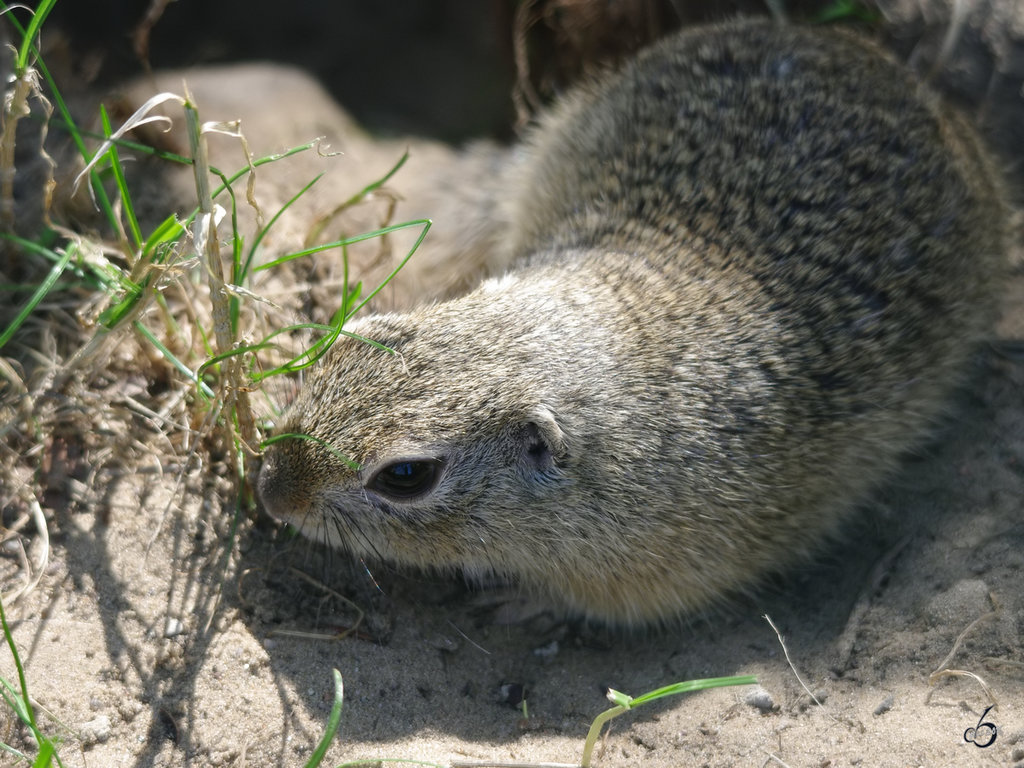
[2,7,1023,768]
[9,343,1024,768]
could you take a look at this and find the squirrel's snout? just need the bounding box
[255,446,292,522]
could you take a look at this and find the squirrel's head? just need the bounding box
[255,284,603,583]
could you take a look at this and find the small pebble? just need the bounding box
[873,694,894,716]
[744,686,775,713]
[498,682,527,707]
[80,715,111,745]
[533,640,560,658]
[164,618,185,638]
[429,634,460,653]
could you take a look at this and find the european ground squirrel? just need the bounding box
[257,19,1008,624]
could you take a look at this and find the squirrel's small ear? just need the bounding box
[522,406,567,473]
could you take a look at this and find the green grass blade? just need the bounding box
[97,277,145,328]
[141,214,186,261]
[580,675,757,767]
[0,675,31,723]
[254,321,337,347]
[31,739,54,768]
[0,596,36,730]
[813,0,880,22]
[173,142,320,234]
[303,669,344,768]
[254,219,431,272]
[0,741,27,761]
[343,219,430,321]
[0,239,75,349]
[48,117,193,165]
[98,105,142,250]
[356,149,408,197]
[11,0,59,72]
[134,322,215,399]
[629,675,758,707]
[242,173,325,283]
[244,321,335,381]
[1,0,119,231]
[197,341,270,377]
[338,761,445,768]
[251,324,393,383]
[330,150,410,214]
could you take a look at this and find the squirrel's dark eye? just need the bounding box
[367,459,444,500]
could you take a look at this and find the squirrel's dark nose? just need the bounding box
[255,445,294,522]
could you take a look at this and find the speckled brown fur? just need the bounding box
[257,19,1008,624]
